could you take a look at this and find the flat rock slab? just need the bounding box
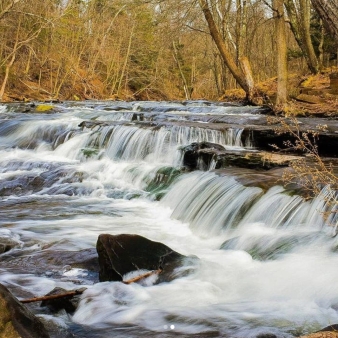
[0,283,49,338]
[181,141,301,171]
[96,234,188,283]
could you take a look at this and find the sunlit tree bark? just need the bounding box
[273,0,288,107]
[198,0,255,101]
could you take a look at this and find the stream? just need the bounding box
[0,100,338,338]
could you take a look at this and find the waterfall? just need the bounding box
[0,101,337,338]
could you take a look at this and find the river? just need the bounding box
[0,101,337,338]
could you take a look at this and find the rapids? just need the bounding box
[0,101,337,338]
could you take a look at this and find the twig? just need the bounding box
[20,288,86,304]
[122,268,162,285]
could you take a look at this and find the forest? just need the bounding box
[0,0,337,107]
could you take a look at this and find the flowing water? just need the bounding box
[0,101,337,338]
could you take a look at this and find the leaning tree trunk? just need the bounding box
[299,0,319,73]
[198,0,255,101]
[311,0,338,40]
[284,0,319,74]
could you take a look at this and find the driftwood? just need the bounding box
[20,288,86,304]
[20,269,162,304]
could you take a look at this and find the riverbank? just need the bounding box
[1,71,338,118]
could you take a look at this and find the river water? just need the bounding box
[0,101,337,338]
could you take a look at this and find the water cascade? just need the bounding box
[0,101,337,338]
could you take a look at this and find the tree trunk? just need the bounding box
[299,0,319,73]
[273,0,288,107]
[311,0,338,40]
[284,0,319,74]
[172,41,191,100]
[0,34,18,101]
[198,0,255,100]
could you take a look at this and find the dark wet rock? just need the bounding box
[216,150,301,170]
[181,142,226,170]
[96,234,190,283]
[318,324,338,332]
[132,112,144,121]
[0,283,50,338]
[256,334,277,338]
[78,121,108,130]
[245,122,338,157]
[181,141,301,171]
[40,287,85,314]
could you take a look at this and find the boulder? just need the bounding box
[0,283,49,338]
[96,234,188,283]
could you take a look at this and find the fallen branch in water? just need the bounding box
[122,268,162,285]
[20,268,162,303]
[20,288,86,304]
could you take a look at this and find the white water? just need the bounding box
[0,101,337,337]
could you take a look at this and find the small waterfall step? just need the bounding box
[180,141,302,171]
[78,116,338,157]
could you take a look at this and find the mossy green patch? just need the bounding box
[35,104,54,112]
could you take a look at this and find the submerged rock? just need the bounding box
[0,283,50,338]
[96,234,190,283]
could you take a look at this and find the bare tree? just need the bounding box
[198,0,256,101]
[284,0,320,73]
[311,0,338,40]
[273,0,288,107]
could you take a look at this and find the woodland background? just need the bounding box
[0,0,337,104]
